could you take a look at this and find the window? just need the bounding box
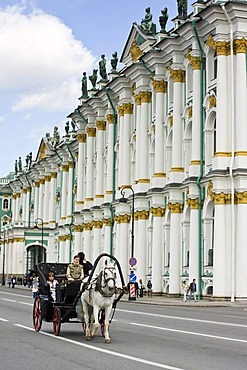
[3,199,9,210]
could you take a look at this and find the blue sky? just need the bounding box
[0,0,193,178]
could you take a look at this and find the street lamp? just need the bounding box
[34,218,44,262]
[120,186,135,258]
[1,231,6,286]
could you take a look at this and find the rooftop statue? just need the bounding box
[81,72,88,98]
[65,121,70,135]
[50,126,60,148]
[159,7,169,33]
[89,69,98,90]
[177,0,187,18]
[18,157,22,172]
[140,7,154,33]
[99,54,107,80]
[14,160,18,175]
[111,51,118,73]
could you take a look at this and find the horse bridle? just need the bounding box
[96,267,116,297]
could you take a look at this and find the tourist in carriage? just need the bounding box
[47,272,58,301]
[78,252,93,277]
[66,255,84,281]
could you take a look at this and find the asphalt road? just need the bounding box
[1,287,247,370]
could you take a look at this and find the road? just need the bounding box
[0,287,247,370]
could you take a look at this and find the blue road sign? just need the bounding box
[129,273,137,283]
[129,257,137,267]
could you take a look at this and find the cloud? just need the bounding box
[0,116,5,124]
[0,4,97,111]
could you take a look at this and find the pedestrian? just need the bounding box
[11,276,16,288]
[78,252,93,277]
[32,275,39,298]
[189,278,197,301]
[47,272,58,301]
[182,280,189,302]
[139,279,144,298]
[147,280,153,297]
[7,277,11,288]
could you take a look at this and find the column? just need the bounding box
[119,215,130,281]
[49,172,57,227]
[138,91,151,184]
[102,218,111,255]
[134,95,142,183]
[76,133,86,211]
[95,120,106,203]
[33,181,39,221]
[170,68,184,181]
[121,103,133,187]
[135,210,149,284]
[92,220,103,268]
[22,188,27,225]
[235,39,247,158]
[105,114,115,202]
[60,164,68,223]
[169,203,183,294]
[38,178,45,220]
[151,207,165,292]
[188,200,199,282]
[73,225,83,254]
[117,106,124,187]
[152,80,166,186]
[66,161,74,224]
[43,175,51,225]
[187,52,201,176]
[83,223,92,263]
[235,200,247,298]
[11,194,16,222]
[85,127,96,208]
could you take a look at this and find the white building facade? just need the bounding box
[1,1,247,300]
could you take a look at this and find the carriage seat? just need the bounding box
[64,280,81,304]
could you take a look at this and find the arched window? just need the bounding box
[3,199,9,210]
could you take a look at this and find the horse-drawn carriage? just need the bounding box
[32,253,126,343]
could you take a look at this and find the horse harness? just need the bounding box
[95,267,116,297]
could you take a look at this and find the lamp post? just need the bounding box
[34,218,44,262]
[1,231,6,286]
[120,186,135,258]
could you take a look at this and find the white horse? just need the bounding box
[81,260,117,344]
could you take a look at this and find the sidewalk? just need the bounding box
[8,284,247,307]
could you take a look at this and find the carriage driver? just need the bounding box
[66,255,84,281]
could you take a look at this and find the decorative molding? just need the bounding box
[136,178,150,184]
[62,164,69,172]
[117,105,124,117]
[186,51,200,70]
[134,94,141,106]
[186,198,199,209]
[153,172,166,178]
[209,95,216,108]
[169,67,185,83]
[234,38,247,54]
[103,218,111,226]
[130,38,142,62]
[135,210,149,220]
[170,167,184,172]
[123,103,133,115]
[45,175,51,182]
[83,223,92,231]
[140,91,152,103]
[50,172,57,179]
[92,220,103,228]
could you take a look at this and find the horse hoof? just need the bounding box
[85,336,91,341]
[105,339,111,344]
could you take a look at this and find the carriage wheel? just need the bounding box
[99,309,105,337]
[33,295,42,332]
[53,307,61,336]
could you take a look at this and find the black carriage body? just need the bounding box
[36,262,81,323]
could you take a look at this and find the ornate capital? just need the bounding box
[86,127,96,137]
[40,178,45,185]
[135,210,149,220]
[103,218,111,226]
[209,95,216,108]
[92,220,103,229]
[73,224,84,232]
[234,38,247,54]
[62,164,69,172]
[50,172,57,179]
[186,198,199,209]
[152,80,167,93]
[77,133,87,142]
[117,105,124,117]
[83,223,92,231]
[123,103,133,115]
[106,114,114,124]
[168,202,184,213]
[186,51,200,70]
[150,207,165,217]
[134,94,142,106]
[188,106,192,118]
[140,91,152,103]
[96,120,106,131]
[169,68,185,83]
[235,191,247,204]
[45,175,51,182]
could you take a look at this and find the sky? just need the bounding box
[0,0,194,178]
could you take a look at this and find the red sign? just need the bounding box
[129,257,137,267]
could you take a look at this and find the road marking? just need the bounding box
[0,291,32,299]
[19,302,33,306]
[0,318,8,322]
[118,309,247,328]
[131,322,247,344]
[15,324,184,370]
[2,298,16,303]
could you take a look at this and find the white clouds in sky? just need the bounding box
[0,4,97,112]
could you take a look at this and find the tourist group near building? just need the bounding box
[1,0,247,300]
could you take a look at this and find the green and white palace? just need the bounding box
[1,0,247,300]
